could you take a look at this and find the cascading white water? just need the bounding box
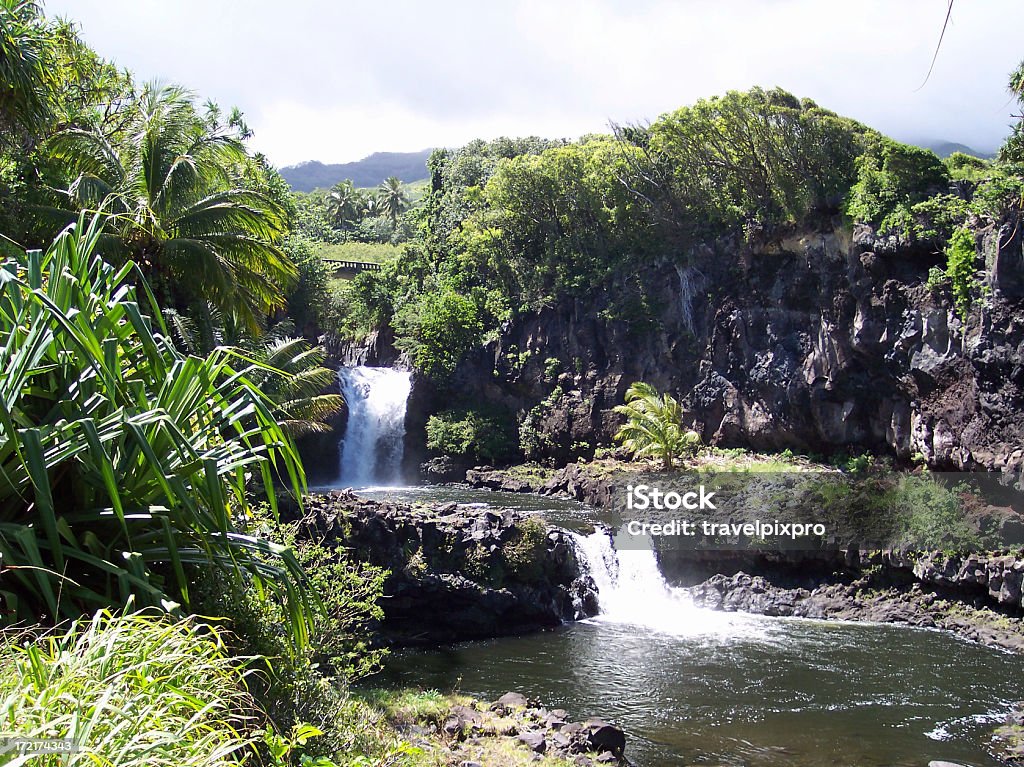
[572,528,767,637]
[337,366,411,487]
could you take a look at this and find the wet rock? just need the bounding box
[420,456,470,483]
[545,709,569,728]
[450,704,482,726]
[453,220,1024,487]
[687,565,1024,653]
[583,719,626,757]
[550,731,572,750]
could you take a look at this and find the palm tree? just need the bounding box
[0,0,51,137]
[613,381,701,470]
[247,322,344,437]
[47,81,296,331]
[376,175,408,226]
[325,179,363,228]
[999,58,1024,167]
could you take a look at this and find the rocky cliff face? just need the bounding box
[436,217,1024,486]
[296,492,598,645]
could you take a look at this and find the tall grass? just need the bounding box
[0,215,312,645]
[0,608,256,767]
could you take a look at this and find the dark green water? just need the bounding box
[361,486,1024,767]
[379,617,1024,766]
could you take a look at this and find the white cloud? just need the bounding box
[44,0,1023,166]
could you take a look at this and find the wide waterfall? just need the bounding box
[572,528,766,637]
[337,366,411,487]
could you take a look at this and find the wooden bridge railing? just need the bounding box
[323,259,382,274]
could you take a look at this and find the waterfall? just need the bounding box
[337,366,411,487]
[572,528,766,637]
[674,263,705,335]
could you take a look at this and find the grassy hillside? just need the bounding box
[315,241,401,264]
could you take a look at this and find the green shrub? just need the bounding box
[193,521,389,757]
[425,408,517,464]
[945,151,990,183]
[613,382,702,470]
[543,356,562,381]
[945,226,978,321]
[886,476,978,551]
[518,386,565,461]
[394,288,483,379]
[0,609,256,766]
[926,265,948,293]
[846,137,949,230]
[284,237,339,333]
[906,193,970,243]
[503,516,549,581]
[970,170,1024,218]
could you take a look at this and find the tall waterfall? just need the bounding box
[572,528,766,637]
[337,366,411,487]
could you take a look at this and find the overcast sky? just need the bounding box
[43,0,1023,168]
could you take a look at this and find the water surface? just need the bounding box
[361,486,1024,766]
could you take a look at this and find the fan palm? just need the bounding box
[376,175,408,225]
[613,381,701,470]
[0,214,312,648]
[46,81,296,331]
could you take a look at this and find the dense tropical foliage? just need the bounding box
[0,609,257,766]
[0,7,392,763]
[47,83,296,332]
[0,216,310,636]
[332,82,1024,395]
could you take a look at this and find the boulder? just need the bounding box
[518,730,547,753]
[496,692,529,709]
[583,719,626,756]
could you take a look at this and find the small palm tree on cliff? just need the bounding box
[613,382,701,470]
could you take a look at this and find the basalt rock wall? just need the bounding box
[450,220,1023,486]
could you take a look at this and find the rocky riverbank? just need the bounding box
[295,491,598,645]
[436,692,627,766]
[687,571,1024,653]
[366,689,629,767]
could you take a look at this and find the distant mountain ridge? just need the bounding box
[913,139,995,159]
[280,149,433,192]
